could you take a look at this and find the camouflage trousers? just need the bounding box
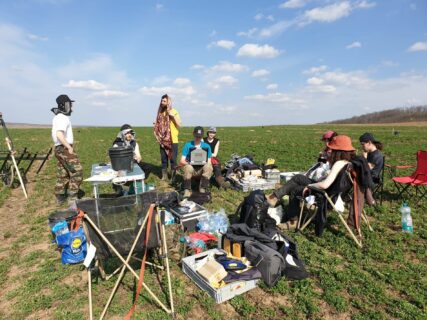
[54,145,83,196]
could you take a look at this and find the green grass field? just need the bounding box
[0,125,426,320]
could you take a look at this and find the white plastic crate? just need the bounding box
[182,249,259,303]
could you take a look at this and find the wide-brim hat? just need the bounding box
[327,135,355,151]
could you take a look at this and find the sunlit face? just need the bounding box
[360,141,370,152]
[208,131,216,139]
[161,98,168,107]
[124,131,134,141]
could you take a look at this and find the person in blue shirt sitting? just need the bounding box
[180,126,213,198]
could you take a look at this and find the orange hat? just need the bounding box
[327,135,355,151]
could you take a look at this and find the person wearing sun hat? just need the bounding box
[318,130,338,162]
[267,135,356,230]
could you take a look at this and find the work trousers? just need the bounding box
[54,145,83,196]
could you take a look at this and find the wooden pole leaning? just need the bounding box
[5,138,28,199]
[158,208,175,317]
[83,211,172,315]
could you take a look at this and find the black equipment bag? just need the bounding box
[244,240,286,287]
[235,190,275,230]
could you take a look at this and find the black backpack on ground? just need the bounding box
[235,190,275,231]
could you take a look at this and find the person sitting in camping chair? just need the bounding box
[268,135,356,230]
[180,126,213,198]
[359,132,383,184]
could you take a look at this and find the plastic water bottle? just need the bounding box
[400,202,413,233]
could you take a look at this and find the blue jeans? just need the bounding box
[160,143,178,170]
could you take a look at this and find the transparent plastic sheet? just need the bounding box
[76,191,179,259]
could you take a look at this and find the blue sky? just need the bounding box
[0,0,426,126]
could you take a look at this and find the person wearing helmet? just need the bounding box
[112,124,151,178]
[51,94,83,205]
[180,126,213,198]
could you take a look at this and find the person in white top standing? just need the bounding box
[51,94,83,205]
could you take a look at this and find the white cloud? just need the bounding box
[90,90,128,98]
[190,64,205,70]
[207,75,238,90]
[303,65,328,75]
[254,13,264,21]
[322,71,372,87]
[346,41,362,49]
[152,75,171,85]
[155,3,164,10]
[139,85,196,97]
[27,33,48,41]
[266,83,278,90]
[236,28,258,38]
[381,60,399,67]
[408,42,427,52]
[211,61,248,73]
[91,101,107,106]
[355,1,376,9]
[279,0,307,9]
[237,43,280,58]
[63,79,107,90]
[251,69,270,77]
[208,40,236,50]
[303,1,352,23]
[254,13,274,21]
[259,20,295,38]
[173,77,191,86]
[244,92,306,107]
[307,77,324,86]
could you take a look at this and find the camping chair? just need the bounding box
[297,163,373,248]
[387,150,427,206]
[76,191,177,319]
[372,155,385,205]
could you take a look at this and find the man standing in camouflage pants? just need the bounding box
[51,95,83,205]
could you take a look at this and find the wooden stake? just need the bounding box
[5,138,28,199]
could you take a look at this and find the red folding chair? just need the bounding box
[388,151,427,205]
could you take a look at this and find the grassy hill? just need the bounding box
[327,105,427,124]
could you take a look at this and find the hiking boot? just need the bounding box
[183,189,192,198]
[161,169,168,181]
[55,194,67,206]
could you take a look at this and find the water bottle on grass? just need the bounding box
[400,202,413,233]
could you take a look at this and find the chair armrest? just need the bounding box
[307,185,327,195]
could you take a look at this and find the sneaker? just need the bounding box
[183,189,192,198]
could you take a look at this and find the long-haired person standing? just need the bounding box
[153,94,181,181]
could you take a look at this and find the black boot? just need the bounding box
[170,169,176,183]
[199,177,210,193]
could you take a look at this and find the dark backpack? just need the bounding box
[235,190,275,230]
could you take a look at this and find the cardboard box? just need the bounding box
[182,249,258,303]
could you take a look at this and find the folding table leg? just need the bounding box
[88,267,93,320]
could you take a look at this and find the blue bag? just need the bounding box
[61,227,87,265]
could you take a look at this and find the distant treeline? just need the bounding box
[326,105,427,124]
